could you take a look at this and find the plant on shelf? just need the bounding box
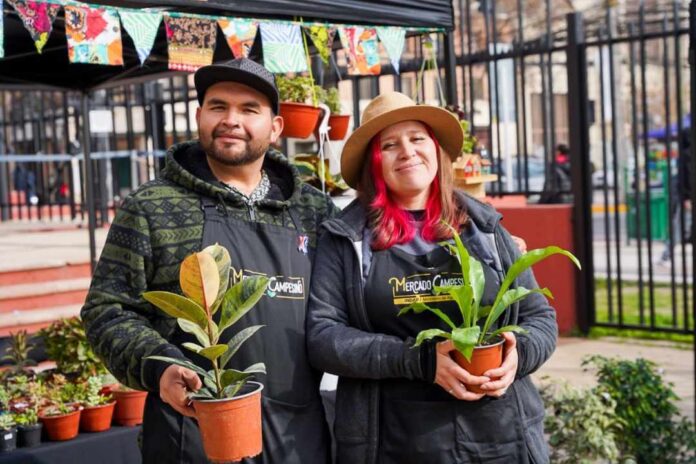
[77,376,115,433]
[445,105,477,155]
[315,86,351,140]
[143,243,269,462]
[1,330,37,375]
[276,75,322,139]
[293,154,350,196]
[0,413,17,452]
[111,384,148,427]
[14,405,42,448]
[399,222,580,392]
[39,317,107,379]
[39,381,81,442]
[0,386,9,413]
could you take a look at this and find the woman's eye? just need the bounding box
[382,143,395,150]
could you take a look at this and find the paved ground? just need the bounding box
[0,221,693,420]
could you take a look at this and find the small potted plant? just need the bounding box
[293,154,350,196]
[15,406,41,448]
[39,383,81,441]
[40,317,107,380]
[111,385,148,427]
[400,223,580,393]
[315,86,350,140]
[144,244,269,463]
[78,376,115,433]
[276,75,321,139]
[0,413,17,452]
[1,330,37,376]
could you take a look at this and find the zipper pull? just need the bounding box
[248,205,256,221]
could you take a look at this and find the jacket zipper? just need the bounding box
[248,204,256,221]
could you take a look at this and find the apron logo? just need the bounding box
[230,266,306,300]
[388,272,463,305]
[297,235,309,255]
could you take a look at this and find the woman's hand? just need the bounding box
[434,340,488,401]
[479,332,518,398]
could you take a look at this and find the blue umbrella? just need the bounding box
[645,114,691,139]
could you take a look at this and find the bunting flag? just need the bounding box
[259,22,307,73]
[64,5,123,65]
[376,26,406,74]
[119,10,162,65]
[307,25,336,65]
[8,0,61,54]
[218,18,257,59]
[164,15,216,71]
[338,26,380,75]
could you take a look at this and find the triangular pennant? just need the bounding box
[306,25,336,65]
[7,0,60,54]
[64,5,123,65]
[338,27,380,76]
[119,10,162,65]
[217,18,257,59]
[376,27,406,74]
[163,14,217,72]
[259,22,307,73]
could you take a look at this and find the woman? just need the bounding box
[307,92,556,463]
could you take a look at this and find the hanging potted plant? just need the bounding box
[293,154,350,196]
[78,376,115,433]
[39,382,81,441]
[400,223,580,393]
[0,413,17,452]
[15,406,42,448]
[277,75,322,139]
[144,244,269,463]
[111,385,148,427]
[315,86,350,140]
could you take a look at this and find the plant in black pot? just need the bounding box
[15,406,41,448]
[0,413,17,453]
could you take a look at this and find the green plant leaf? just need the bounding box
[177,319,211,347]
[220,369,251,389]
[142,291,208,329]
[477,305,492,320]
[481,287,553,343]
[202,375,217,392]
[219,325,265,369]
[398,302,456,330]
[198,344,228,362]
[243,362,266,375]
[145,355,213,382]
[468,256,485,317]
[433,285,473,328]
[414,328,451,346]
[182,342,204,354]
[487,325,528,340]
[188,388,213,400]
[222,383,245,398]
[180,250,220,315]
[451,326,481,362]
[219,276,270,333]
[201,244,231,315]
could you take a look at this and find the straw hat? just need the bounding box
[341,92,463,189]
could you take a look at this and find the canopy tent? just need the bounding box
[0,0,456,270]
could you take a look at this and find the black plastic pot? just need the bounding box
[0,427,17,452]
[18,423,42,448]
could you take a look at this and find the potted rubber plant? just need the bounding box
[111,385,147,427]
[400,223,580,393]
[39,382,81,441]
[15,406,41,448]
[276,75,321,139]
[315,86,350,140]
[78,376,115,433]
[143,244,269,463]
[0,413,17,452]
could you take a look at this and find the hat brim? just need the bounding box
[194,65,280,114]
[341,105,464,189]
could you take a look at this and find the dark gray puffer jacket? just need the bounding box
[306,192,556,464]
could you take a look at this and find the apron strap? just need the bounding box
[200,194,229,216]
[286,207,302,231]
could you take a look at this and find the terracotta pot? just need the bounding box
[80,402,115,432]
[39,409,81,441]
[17,423,42,448]
[451,337,504,394]
[112,389,147,427]
[193,382,264,464]
[327,114,351,140]
[279,102,322,139]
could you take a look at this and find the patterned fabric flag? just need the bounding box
[259,22,307,73]
[64,5,123,65]
[376,26,406,74]
[7,0,61,54]
[119,10,162,65]
[338,27,380,76]
[218,18,257,59]
[164,14,217,72]
[307,25,336,65]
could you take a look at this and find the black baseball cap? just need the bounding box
[194,58,280,114]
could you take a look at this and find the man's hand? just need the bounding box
[479,332,518,398]
[159,364,202,417]
[434,340,488,401]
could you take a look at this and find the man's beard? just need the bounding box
[202,132,268,167]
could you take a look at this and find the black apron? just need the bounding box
[364,234,528,464]
[142,195,329,464]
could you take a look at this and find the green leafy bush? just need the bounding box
[276,75,316,104]
[315,86,342,114]
[77,376,112,407]
[39,317,107,379]
[584,355,696,464]
[0,413,15,430]
[14,406,38,426]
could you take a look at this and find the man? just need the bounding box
[81,58,336,463]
